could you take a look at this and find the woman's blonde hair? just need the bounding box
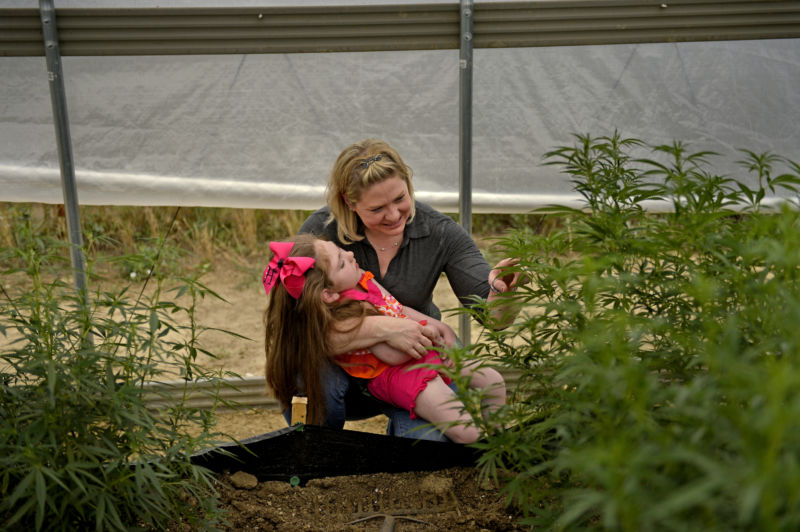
[263,234,373,424]
[325,138,415,244]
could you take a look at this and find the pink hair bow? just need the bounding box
[262,242,316,299]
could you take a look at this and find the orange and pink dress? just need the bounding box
[335,273,451,418]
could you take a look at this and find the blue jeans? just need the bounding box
[281,362,452,442]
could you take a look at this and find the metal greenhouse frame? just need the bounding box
[2,0,799,344]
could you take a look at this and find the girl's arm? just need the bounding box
[369,342,414,365]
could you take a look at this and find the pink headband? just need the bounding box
[262,242,315,299]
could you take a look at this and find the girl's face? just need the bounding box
[349,175,411,239]
[316,240,361,294]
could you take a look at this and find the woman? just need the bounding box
[297,138,522,438]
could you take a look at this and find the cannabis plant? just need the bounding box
[0,206,239,531]
[453,133,800,531]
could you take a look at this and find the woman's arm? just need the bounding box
[369,278,458,347]
[329,314,436,358]
[438,218,525,329]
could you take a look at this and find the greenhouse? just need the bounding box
[2,0,798,213]
[3,1,800,530]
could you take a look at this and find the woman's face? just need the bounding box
[350,175,411,239]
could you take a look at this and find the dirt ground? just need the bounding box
[212,467,524,531]
[176,262,527,531]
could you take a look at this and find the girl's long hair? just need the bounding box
[263,234,371,424]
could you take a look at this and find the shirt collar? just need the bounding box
[403,201,431,242]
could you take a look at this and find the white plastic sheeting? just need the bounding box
[1,14,798,212]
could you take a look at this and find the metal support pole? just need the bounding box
[458,0,474,345]
[39,0,89,308]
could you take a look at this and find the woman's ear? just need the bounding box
[342,194,355,211]
[321,288,340,305]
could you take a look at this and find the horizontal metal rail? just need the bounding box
[142,371,523,412]
[2,0,799,56]
[142,375,278,411]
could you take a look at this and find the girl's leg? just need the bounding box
[461,361,506,419]
[413,376,481,444]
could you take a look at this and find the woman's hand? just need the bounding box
[488,258,524,295]
[487,258,528,329]
[382,318,437,359]
[427,319,457,348]
[398,306,457,348]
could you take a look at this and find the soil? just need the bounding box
[212,467,524,531]
[170,261,527,531]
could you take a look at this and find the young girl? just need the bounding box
[263,234,506,444]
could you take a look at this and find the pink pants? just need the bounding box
[366,351,452,419]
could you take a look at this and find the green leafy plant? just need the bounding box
[451,133,800,530]
[0,205,241,531]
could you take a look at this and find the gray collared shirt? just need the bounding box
[299,201,490,320]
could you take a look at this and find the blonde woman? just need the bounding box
[297,139,522,438]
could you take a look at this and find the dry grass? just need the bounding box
[1,203,547,272]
